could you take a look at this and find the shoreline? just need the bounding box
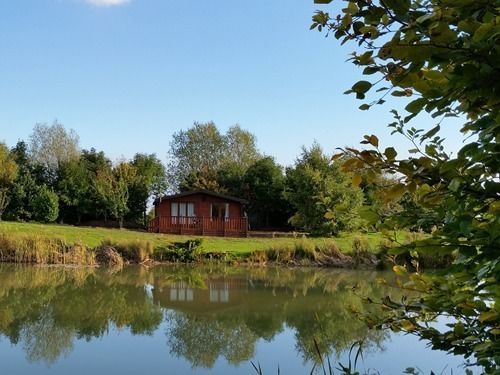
[0,221,451,270]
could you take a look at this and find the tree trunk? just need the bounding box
[119,217,124,229]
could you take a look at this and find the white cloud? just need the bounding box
[85,0,130,6]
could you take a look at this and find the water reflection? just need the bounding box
[0,265,395,369]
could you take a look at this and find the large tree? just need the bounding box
[4,141,39,221]
[0,143,18,220]
[285,144,363,235]
[94,161,136,228]
[312,0,500,371]
[242,157,291,229]
[57,159,91,224]
[168,122,261,192]
[81,148,113,221]
[29,121,80,177]
[128,153,167,227]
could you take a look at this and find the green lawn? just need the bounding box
[0,221,394,256]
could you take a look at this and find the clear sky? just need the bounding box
[0,0,464,166]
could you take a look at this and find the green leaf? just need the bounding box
[352,80,372,94]
[405,98,427,114]
[363,66,380,75]
[448,177,462,192]
[385,184,406,202]
[359,104,371,110]
[472,23,493,43]
[421,124,441,140]
[384,147,397,160]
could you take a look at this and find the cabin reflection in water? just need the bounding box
[153,277,249,312]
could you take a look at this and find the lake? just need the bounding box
[0,265,471,374]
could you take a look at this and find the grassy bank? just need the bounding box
[0,221,394,255]
[0,221,414,267]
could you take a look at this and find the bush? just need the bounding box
[100,239,153,263]
[32,185,59,223]
[153,239,203,263]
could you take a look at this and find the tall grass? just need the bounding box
[100,239,153,263]
[250,238,355,267]
[0,233,95,265]
[0,231,154,266]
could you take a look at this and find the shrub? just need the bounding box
[100,239,153,263]
[153,239,203,263]
[32,186,59,223]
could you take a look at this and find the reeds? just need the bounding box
[250,238,355,267]
[100,239,153,263]
[0,231,153,266]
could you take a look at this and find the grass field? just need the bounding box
[0,221,395,256]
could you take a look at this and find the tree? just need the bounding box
[128,153,167,227]
[223,125,261,174]
[312,0,500,371]
[168,122,226,191]
[4,142,39,221]
[29,121,80,176]
[57,159,91,224]
[81,148,113,220]
[285,144,363,235]
[168,122,261,192]
[32,186,59,223]
[94,162,136,228]
[242,157,291,229]
[0,143,18,220]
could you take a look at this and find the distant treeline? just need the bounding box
[0,121,436,234]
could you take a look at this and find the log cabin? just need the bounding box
[148,189,248,237]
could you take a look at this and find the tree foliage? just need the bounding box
[94,162,136,229]
[168,122,261,192]
[0,143,19,220]
[57,159,91,224]
[32,186,59,223]
[285,144,363,235]
[312,0,500,371]
[242,157,291,229]
[4,142,39,221]
[128,153,167,227]
[29,121,80,175]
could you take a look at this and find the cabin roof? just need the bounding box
[154,189,248,205]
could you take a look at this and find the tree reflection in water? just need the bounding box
[0,265,397,368]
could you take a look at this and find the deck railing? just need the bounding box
[148,216,248,237]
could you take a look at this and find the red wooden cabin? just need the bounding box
[148,190,248,237]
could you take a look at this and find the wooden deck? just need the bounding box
[148,216,248,237]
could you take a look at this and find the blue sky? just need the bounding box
[0,0,464,165]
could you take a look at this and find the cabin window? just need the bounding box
[171,202,195,224]
[171,202,195,217]
[211,203,229,219]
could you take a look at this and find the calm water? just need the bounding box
[0,265,471,374]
